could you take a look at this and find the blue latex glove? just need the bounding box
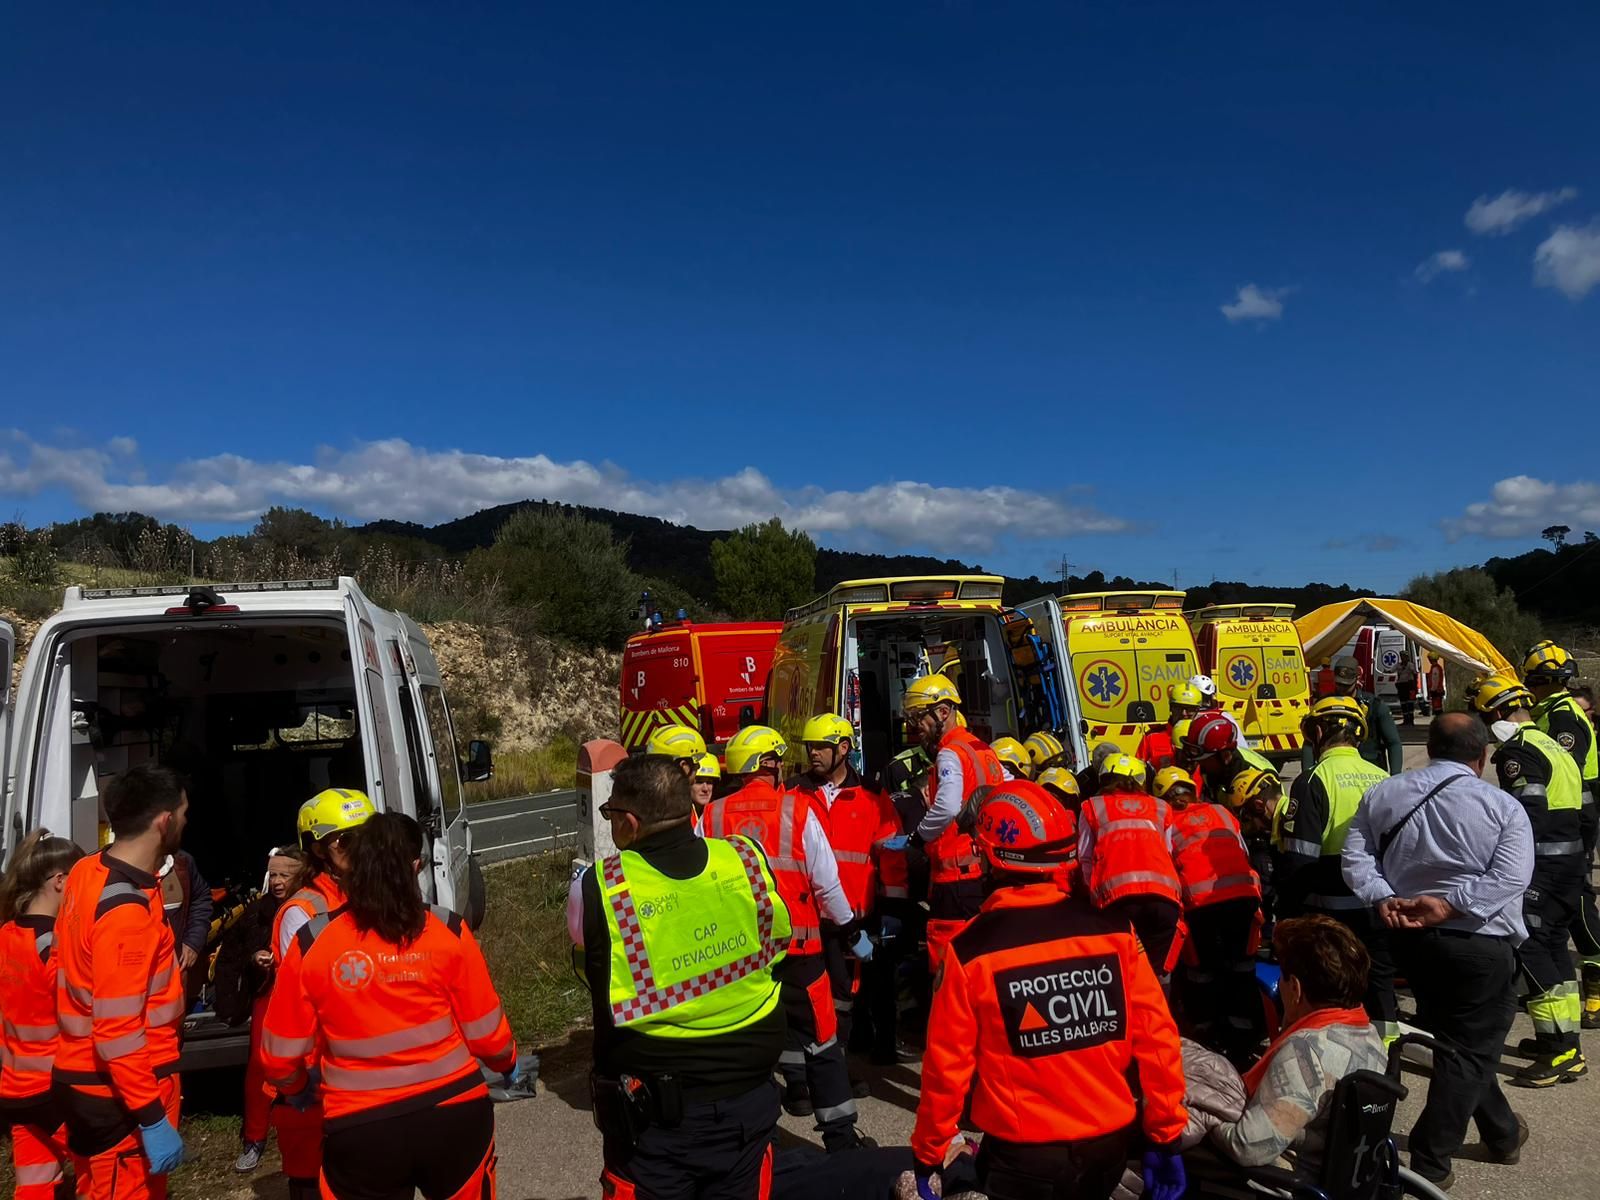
[880,834,911,851]
[139,1118,185,1174]
[849,930,875,962]
[281,1070,320,1113]
[1142,1149,1186,1200]
[913,1164,941,1200]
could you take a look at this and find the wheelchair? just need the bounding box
[1187,1033,1453,1200]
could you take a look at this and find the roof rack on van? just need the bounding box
[79,578,341,600]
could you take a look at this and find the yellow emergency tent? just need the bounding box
[1296,599,1515,678]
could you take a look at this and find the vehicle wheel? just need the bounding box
[465,854,488,930]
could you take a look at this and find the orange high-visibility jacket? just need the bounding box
[53,850,184,1127]
[1077,790,1182,908]
[271,874,348,967]
[0,916,61,1100]
[912,882,1187,1165]
[259,904,516,1129]
[704,779,828,954]
[788,771,909,913]
[928,729,1004,887]
[1134,728,1180,775]
[1169,804,1261,910]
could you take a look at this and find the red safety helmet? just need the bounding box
[974,780,1078,876]
[1182,711,1239,759]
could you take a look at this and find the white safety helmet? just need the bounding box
[1189,674,1218,700]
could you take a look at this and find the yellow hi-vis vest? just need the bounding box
[601,835,790,1038]
[1308,746,1390,856]
[1238,747,1275,775]
[1534,693,1599,787]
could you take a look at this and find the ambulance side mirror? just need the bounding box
[464,740,494,782]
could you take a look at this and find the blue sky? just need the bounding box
[4,3,1598,592]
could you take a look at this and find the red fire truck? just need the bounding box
[618,620,783,752]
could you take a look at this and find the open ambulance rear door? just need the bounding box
[1016,597,1090,771]
[397,614,476,921]
[0,618,13,863]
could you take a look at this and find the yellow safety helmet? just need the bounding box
[1305,695,1368,743]
[1036,766,1080,798]
[1469,675,1535,715]
[1170,719,1194,750]
[1152,766,1197,801]
[693,752,722,781]
[1523,640,1578,684]
[903,673,961,714]
[297,788,377,843]
[1167,683,1205,712]
[991,737,1031,777]
[724,725,788,775]
[1024,731,1066,770]
[645,724,708,761]
[1102,754,1147,785]
[801,713,855,746]
[1224,767,1281,810]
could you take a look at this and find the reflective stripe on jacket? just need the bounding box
[704,780,825,954]
[788,772,908,912]
[911,882,1187,1163]
[0,916,60,1099]
[1079,790,1181,907]
[52,849,183,1127]
[601,835,789,1036]
[1169,804,1260,909]
[258,904,516,1130]
[928,729,1004,887]
[272,875,347,967]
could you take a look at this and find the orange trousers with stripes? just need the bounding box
[10,1117,89,1199]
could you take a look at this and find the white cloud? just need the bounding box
[0,433,1130,553]
[1415,249,1470,283]
[1464,187,1578,235]
[1445,475,1600,540]
[1220,283,1291,323]
[1533,220,1600,300]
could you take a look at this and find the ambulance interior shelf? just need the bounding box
[846,613,1016,778]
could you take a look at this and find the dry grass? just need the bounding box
[478,849,593,1045]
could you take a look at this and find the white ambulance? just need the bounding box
[0,578,492,1068]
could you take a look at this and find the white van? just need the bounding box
[0,578,493,1068]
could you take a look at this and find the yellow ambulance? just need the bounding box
[1187,603,1309,762]
[765,575,1086,778]
[1019,590,1200,757]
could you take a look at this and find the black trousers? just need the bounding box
[1519,860,1583,1052]
[1391,929,1521,1180]
[603,1080,779,1200]
[975,1126,1134,1200]
[1568,805,1600,971]
[1308,904,1399,1037]
[1178,897,1263,1058]
[1104,895,1181,978]
[322,1096,495,1200]
[775,953,858,1144]
[850,905,917,1060]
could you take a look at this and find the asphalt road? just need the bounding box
[468,789,578,863]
